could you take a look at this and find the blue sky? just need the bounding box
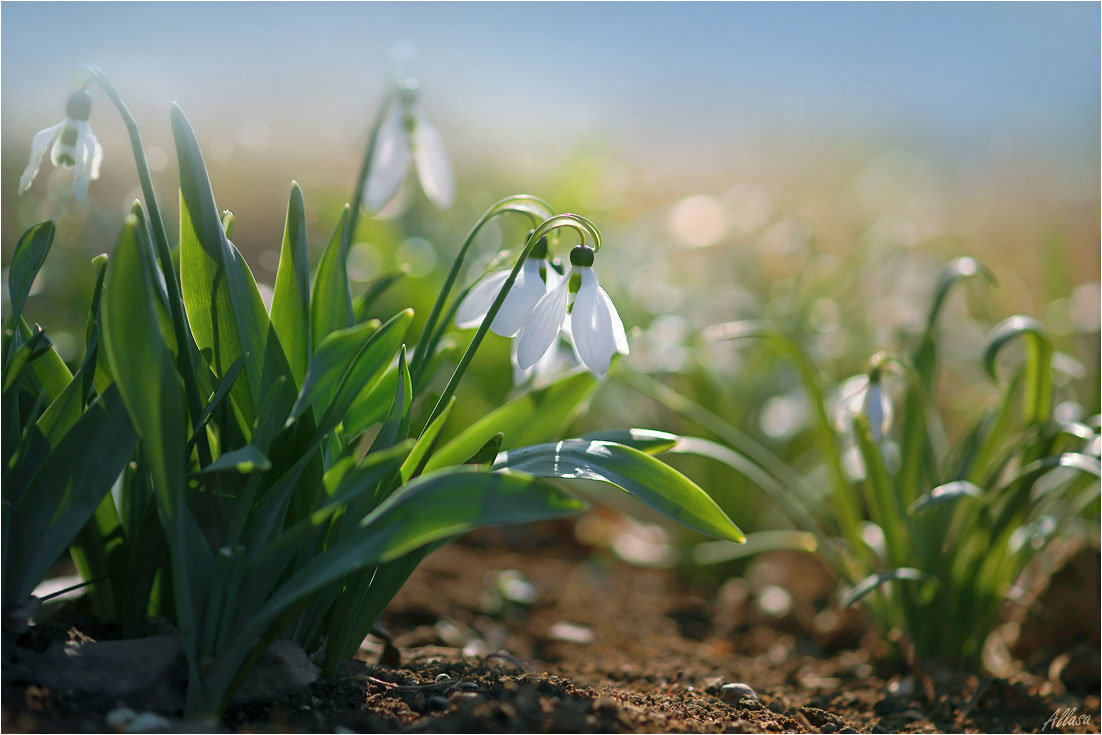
[2,2,1098,178]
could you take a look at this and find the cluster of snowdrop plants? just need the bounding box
[1,67,744,716]
[630,258,1100,669]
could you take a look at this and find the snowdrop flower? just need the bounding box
[363,79,454,212]
[19,89,102,203]
[516,245,628,377]
[511,320,576,386]
[833,371,893,442]
[455,236,558,338]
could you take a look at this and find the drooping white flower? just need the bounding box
[833,373,893,442]
[19,90,102,203]
[363,79,454,212]
[511,317,576,386]
[456,258,558,337]
[516,245,628,378]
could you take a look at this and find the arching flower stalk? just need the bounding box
[19,89,102,203]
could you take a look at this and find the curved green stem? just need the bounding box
[341,91,392,267]
[409,195,553,382]
[82,65,210,466]
[418,213,597,435]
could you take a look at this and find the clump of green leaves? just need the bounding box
[1,71,743,716]
[634,257,1099,670]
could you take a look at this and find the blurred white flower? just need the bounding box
[363,79,454,212]
[456,251,559,337]
[516,246,628,378]
[19,90,102,203]
[833,373,893,442]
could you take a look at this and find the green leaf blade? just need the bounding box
[495,439,745,543]
[270,182,311,387]
[425,369,598,473]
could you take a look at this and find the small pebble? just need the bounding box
[450,690,483,704]
[449,681,480,692]
[720,682,758,702]
[105,707,173,733]
[428,696,451,710]
[548,621,595,645]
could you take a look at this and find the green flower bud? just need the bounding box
[569,245,594,267]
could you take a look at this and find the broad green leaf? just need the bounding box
[101,213,209,660]
[261,468,583,608]
[495,439,744,542]
[464,432,503,467]
[400,397,454,482]
[908,481,983,514]
[343,362,398,435]
[197,445,271,475]
[322,541,440,673]
[211,468,584,700]
[2,326,53,393]
[353,271,406,323]
[984,315,1053,425]
[101,215,185,504]
[310,205,353,349]
[173,104,294,435]
[367,347,411,453]
[4,385,136,603]
[6,220,55,333]
[293,309,412,435]
[841,568,937,608]
[186,353,248,454]
[578,428,679,455]
[15,318,72,400]
[424,369,598,473]
[270,182,311,387]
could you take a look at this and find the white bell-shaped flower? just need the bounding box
[456,257,558,338]
[19,90,102,203]
[510,325,575,387]
[363,79,454,212]
[516,245,628,377]
[833,373,893,442]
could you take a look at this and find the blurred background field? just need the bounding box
[3,2,1099,553]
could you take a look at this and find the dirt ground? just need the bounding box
[3,521,1099,733]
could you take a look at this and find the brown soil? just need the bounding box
[3,524,1099,733]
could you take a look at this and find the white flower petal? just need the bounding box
[511,339,532,385]
[72,122,96,203]
[490,259,547,337]
[89,133,103,181]
[516,270,570,369]
[863,382,892,442]
[455,270,509,329]
[570,268,618,376]
[411,107,455,209]
[50,122,78,168]
[597,284,629,355]
[19,121,63,194]
[363,102,412,212]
